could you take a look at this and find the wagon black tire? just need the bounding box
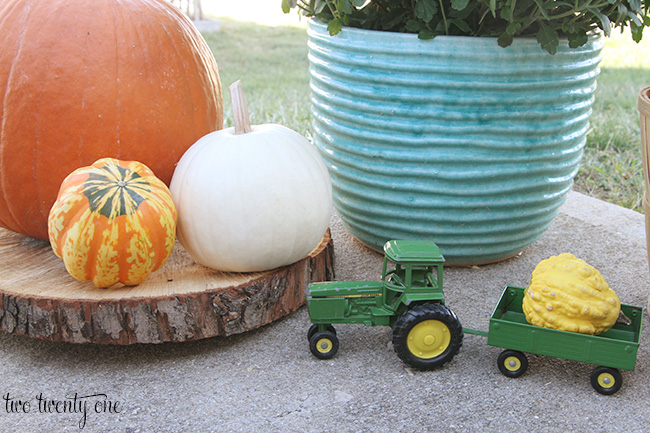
[307,324,336,341]
[497,350,528,378]
[309,330,339,360]
[392,303,463,370]
[590,366,623,395]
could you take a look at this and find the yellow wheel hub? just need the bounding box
[503,356,522,372]
[597,372,616,389]
[407,320,450,359]
[316,338,333,354]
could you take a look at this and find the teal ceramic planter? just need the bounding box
[307,20,603,264]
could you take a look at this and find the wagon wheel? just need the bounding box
[307,324,336,341]
[590,366,623,395]
[392,303,463,370]
[309,330,339,360]
[497,350,528,378]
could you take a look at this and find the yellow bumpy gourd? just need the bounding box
[522,253,620,335]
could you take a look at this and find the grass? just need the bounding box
[202,18,649,212]
[201,19,311,135]
[575,31,650,212]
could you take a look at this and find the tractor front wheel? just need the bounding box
[307,324,336,341]
[392,303,463,370]
[309,330,339,360]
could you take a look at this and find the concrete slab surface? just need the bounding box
[1,191,648,433]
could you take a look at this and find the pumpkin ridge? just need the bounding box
[134,201,175,271]
[31,1,61,238]
[163,0,222,139]
[49,189,87,259]
[141,189,177,260]
[91,218,121,286]
[149,4,201,139]
[114,214,147,285]
[112,0,124,155]
[64,208,100,282]
[0,0,33,235]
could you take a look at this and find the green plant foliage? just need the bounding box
[282,0,650,54]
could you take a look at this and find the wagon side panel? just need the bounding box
[487,286,641,371]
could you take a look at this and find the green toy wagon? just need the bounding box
[465,286,643,395]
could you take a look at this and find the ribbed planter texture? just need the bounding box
[307,20,604,264]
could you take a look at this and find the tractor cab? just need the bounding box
[381,240,446,309]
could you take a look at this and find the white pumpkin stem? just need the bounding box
[230,80,252,135]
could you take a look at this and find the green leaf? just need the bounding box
[532,0,551,20]
[591,9,612,36]
[281,0,294,14]
[406,19,424,32]
[631,23,644,42]
[381,9,411,30]
[536,23,559,54]
[434,20,448,33]
[451,0,471,11]
[506,21,522,35]
[337,0,352,15]
[418,29,436,39]
[561,21,577,35]
[449,18,471,33]
[415,0,438,22]
[327,18,343,35]
[628,0,642,11]
[314,1,329,14]
[626,10,644,27]
[497,32,514,47]
[567,32,589,48]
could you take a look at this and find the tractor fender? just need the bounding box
[402,293,445,307]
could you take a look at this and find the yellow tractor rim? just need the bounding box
[407,320,450,359]
[597,372,616,389]
[316,337,333,354]
[503,356,522,372]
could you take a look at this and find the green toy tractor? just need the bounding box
[305,240,463,369]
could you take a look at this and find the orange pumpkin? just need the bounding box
[0,0,222,240]
[48,158,177,288]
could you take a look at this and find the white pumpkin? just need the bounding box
[169,81,332,272]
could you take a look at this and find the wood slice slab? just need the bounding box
[0,228,334,344]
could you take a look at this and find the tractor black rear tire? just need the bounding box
[392,303,463,370]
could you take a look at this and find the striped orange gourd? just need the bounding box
[48,158,177,287]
